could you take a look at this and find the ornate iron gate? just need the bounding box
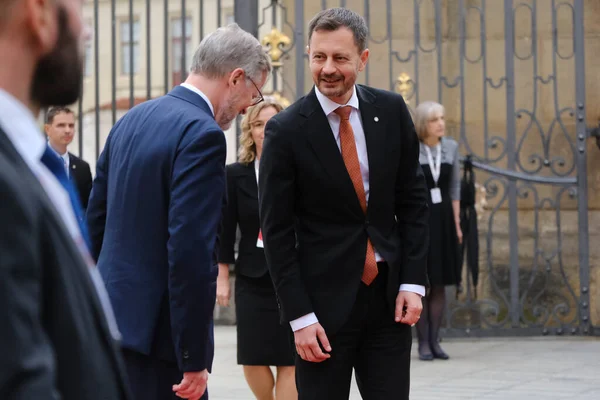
[81,0,595,336]
[239,0,593,336]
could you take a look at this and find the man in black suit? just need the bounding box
[259,8,429,400]
[0,0,130,399]
[45,106,93,210]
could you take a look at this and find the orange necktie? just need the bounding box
[334,106,378,285]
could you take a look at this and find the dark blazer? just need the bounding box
[219,162,268,278]
[258,85,429,335]
[86,86,226,373]
[0,128,130,399]
[68,152,92,211]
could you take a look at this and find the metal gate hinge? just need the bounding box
[588,124,600,150]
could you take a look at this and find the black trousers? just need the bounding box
[295,263,412,400]
[122,348,209,400]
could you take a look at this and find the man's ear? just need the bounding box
[25,0,58,56]
[43,123,51,136]
[229,68,245,86]
[358,48,370,72]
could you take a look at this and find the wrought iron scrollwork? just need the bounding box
[261,27,291,68]
[395,73,415,104]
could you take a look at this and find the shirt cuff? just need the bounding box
[289,312,319,332]
[399,284,426,297]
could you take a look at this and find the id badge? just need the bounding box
[256,229,264,248]
[430,188,442,204]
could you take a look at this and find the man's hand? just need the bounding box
[173,370,208,400]
[395,291,423,326]
[294,322,332,363]
[216,276,231,307]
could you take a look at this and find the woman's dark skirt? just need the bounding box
[235,272,295,366]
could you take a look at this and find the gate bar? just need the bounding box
[295,0,305,99]
[504,0,520,328]
[574,0,591,334]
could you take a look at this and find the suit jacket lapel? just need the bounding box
[68,153,77,182]
[301,89,362,214]
[357,85,387,211]
[237,162,258,200]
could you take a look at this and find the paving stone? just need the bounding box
[210,326,600,399]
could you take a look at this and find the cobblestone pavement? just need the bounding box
[209,326,600,399]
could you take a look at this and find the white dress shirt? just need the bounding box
[180,83,215,116]
[289,86,425,332]
[254,159,260,184]
[0,89,121,340]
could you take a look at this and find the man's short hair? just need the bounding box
[46,106,74,124]
[189,23,271,82]
[308,8,369,53]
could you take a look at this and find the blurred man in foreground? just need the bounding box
[0,0,130,398]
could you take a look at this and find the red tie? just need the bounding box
[334,106,378,285]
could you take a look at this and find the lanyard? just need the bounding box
[425,144,442,185]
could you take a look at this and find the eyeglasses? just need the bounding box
[246,74,264,106]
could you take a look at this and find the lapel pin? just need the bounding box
[374,116,379,122]
[72,164,76,169]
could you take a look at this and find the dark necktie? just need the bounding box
[41,145,91,252]
[334,106,378,285]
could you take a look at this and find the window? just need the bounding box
[121,20,140,75]
[171,16,193,86]
[224,13,235,26]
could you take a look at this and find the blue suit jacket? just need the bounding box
[86,86,226,373]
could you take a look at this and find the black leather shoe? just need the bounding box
[431,346,450,360]
[419,352,434,361]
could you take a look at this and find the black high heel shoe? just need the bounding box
[430,343,450,360]
[418,344,434,361]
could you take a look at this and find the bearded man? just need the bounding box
[0,0,131,399]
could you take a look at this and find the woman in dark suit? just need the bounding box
[217,101,297,400]
[414,101,463,361]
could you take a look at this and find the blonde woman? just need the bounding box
[414,101,463,361]
[217,101,297,399]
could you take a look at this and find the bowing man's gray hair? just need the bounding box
[190,23,272,81]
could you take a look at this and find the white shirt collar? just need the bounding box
[48,142,69,159]
[315,85,360,116]
[180,83,215,116]
[0,89,46,169]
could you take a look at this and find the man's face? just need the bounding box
[46,112,75,147]
[216,70,268,131]
[31,0,88,107]
[308,27,369,103]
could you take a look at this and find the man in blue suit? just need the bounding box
[86,23,271,400]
